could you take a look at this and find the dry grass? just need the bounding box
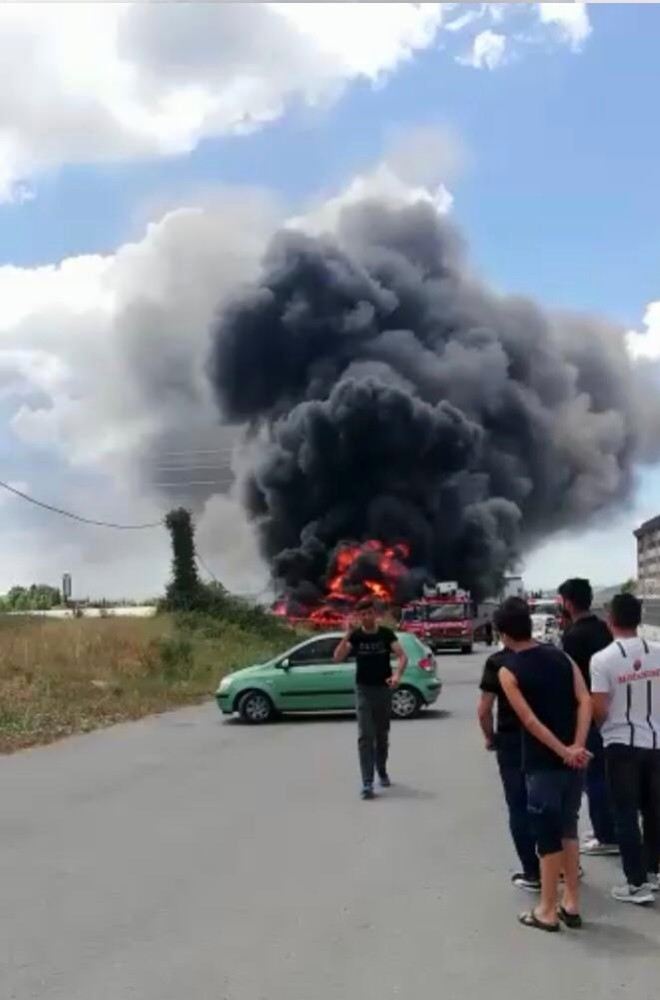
[0,614,295,754]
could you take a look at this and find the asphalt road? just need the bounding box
[2,649,659,1000]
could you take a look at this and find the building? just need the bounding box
[635,515,660,599]
[634,515,660,638]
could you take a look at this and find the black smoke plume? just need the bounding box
[209,198,658,600]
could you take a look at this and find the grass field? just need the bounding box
[0,613,298,754]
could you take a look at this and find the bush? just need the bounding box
[155,635,195,681]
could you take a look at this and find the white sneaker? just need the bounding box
[580,838,619,857]
[645,873,660,893]
[611,884,655,905]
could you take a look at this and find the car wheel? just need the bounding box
[391,685,422,719]
[237,690,275,724]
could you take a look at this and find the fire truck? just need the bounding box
[400,582,485,655]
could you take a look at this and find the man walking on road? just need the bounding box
[497,598,592,932]
[478,634,540,892]
[559,577,618,857]
[591,593,660,905]
[334,599,407,799]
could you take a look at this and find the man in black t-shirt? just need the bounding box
[497,598,592,932]
[478,640,540,891]
[559,577,618,856]
[334,598,407,799]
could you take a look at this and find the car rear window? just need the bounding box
[397,632,429,659]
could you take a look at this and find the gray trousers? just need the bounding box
[356,685,392,786]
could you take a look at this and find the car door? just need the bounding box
[277,636,355,711]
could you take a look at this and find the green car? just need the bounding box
[216,631,442,723]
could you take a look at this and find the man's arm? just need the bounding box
[499,667,579,766]
[334,633,353,663]
[590,655,611,728]
[570,660,592,748]
[387,639,408,686]
[477,692,496,749]
[591,693,610,728]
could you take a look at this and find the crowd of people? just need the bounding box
[478,579,660,931]
[333,579,660,932]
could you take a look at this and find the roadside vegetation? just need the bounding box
[0,610,297,754]
[0,506,300,753]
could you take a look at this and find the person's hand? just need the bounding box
[387,674,401,689]
[484,738,496,752]
[562,745,592,769]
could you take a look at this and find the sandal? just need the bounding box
[558,906,582,929]
[518,910,560,933]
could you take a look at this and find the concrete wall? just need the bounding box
[6,606,157,620]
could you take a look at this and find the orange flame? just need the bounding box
[271,539,410,629]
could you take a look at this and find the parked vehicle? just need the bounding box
[400,586,475,654]
[531,612,561,645]
[216,631,441,723]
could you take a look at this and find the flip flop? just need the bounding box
[518,910,560,933]
[558,906,583,929]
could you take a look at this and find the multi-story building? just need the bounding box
[634,515,660,638]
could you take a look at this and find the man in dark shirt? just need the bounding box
[559,577,618,856]
[497,598,592,932]
[334,598,407,799]
[478,637,539,891]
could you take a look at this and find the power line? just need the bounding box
[154,480,231,488]
[196,552,219,583]
[0,478,163,530]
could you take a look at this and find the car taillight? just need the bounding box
[419,656,434,672]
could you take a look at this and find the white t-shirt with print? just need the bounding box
[591,637,660,750]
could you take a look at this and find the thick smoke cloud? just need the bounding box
[209,198,659,599]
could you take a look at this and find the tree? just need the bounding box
[164,508,203,611]
[621,578,637,594]
[0,584,61,611]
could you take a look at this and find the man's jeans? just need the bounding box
[606,744,660,887]
[356,685,391,787]
[586,725,618,844]
[496,734,539,879]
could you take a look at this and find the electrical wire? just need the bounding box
[0,478,163,530]
[196,552,219,583]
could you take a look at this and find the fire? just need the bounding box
[326,539,410,605]
[271,539,411,629]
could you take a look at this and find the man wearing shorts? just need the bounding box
[498,598,592,931]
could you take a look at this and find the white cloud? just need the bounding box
[458,30,508,71]
[626,302,660,361]
[293,125,459,235]
[538,3,592,51]
[0,2,596,199]
[0,1,446,202]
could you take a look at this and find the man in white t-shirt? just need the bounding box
[591,593,660,905]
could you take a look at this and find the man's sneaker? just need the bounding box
[512,873,541,892]
[611,884,655,905]
[378,773,391,788]
[361,785,375,800]
[580,837,619,856]
[646,872,660,893]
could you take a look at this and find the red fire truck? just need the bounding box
[400,582,483,655]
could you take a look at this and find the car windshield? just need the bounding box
[531,614,556,630]
[401,606,425,622]
[428,604,469,622]
[530,601,559,616]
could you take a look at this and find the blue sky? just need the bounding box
[0,2,658,597]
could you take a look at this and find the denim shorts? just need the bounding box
[526,769,584,857]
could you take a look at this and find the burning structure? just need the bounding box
[209,197,659,622]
